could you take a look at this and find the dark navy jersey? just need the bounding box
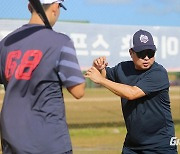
[106,61,176,150]
[0,24,85,153]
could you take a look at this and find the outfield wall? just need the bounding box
[0,19,180,71]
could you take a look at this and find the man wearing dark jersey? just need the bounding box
[85,30,177,154]
[0,0,85,153]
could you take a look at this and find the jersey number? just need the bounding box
[5,50,43,80]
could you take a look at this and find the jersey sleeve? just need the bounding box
[57,39,85,88]
[135,68,169,95]
[105,66,117,82]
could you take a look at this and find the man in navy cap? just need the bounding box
[85,30,177,154]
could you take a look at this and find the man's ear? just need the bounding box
[129,49,133,58]
[28,3,33,13]
[51,3,59,16]
[129,49,132,54]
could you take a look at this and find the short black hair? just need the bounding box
[29,3,51,13]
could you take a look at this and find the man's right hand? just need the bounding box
[93,56,108,71]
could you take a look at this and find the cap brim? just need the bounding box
[59,3,67,10]
[132,45,156,52]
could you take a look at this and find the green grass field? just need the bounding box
[63,87,180,153]
[0,86,179,153]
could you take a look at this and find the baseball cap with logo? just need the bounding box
[40,0,67,10]
[130,29,156,52]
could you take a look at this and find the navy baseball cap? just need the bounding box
[130,29,156,52]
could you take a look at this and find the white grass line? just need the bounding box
[65,97,120,103]
[64,95,180,103]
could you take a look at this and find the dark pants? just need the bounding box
[122,146,177,154]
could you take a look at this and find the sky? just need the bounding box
[0,0,180,27]
[62,0,180,27]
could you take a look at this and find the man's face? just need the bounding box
[130,49,155,70]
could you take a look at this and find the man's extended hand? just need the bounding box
[85,66,104,84]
